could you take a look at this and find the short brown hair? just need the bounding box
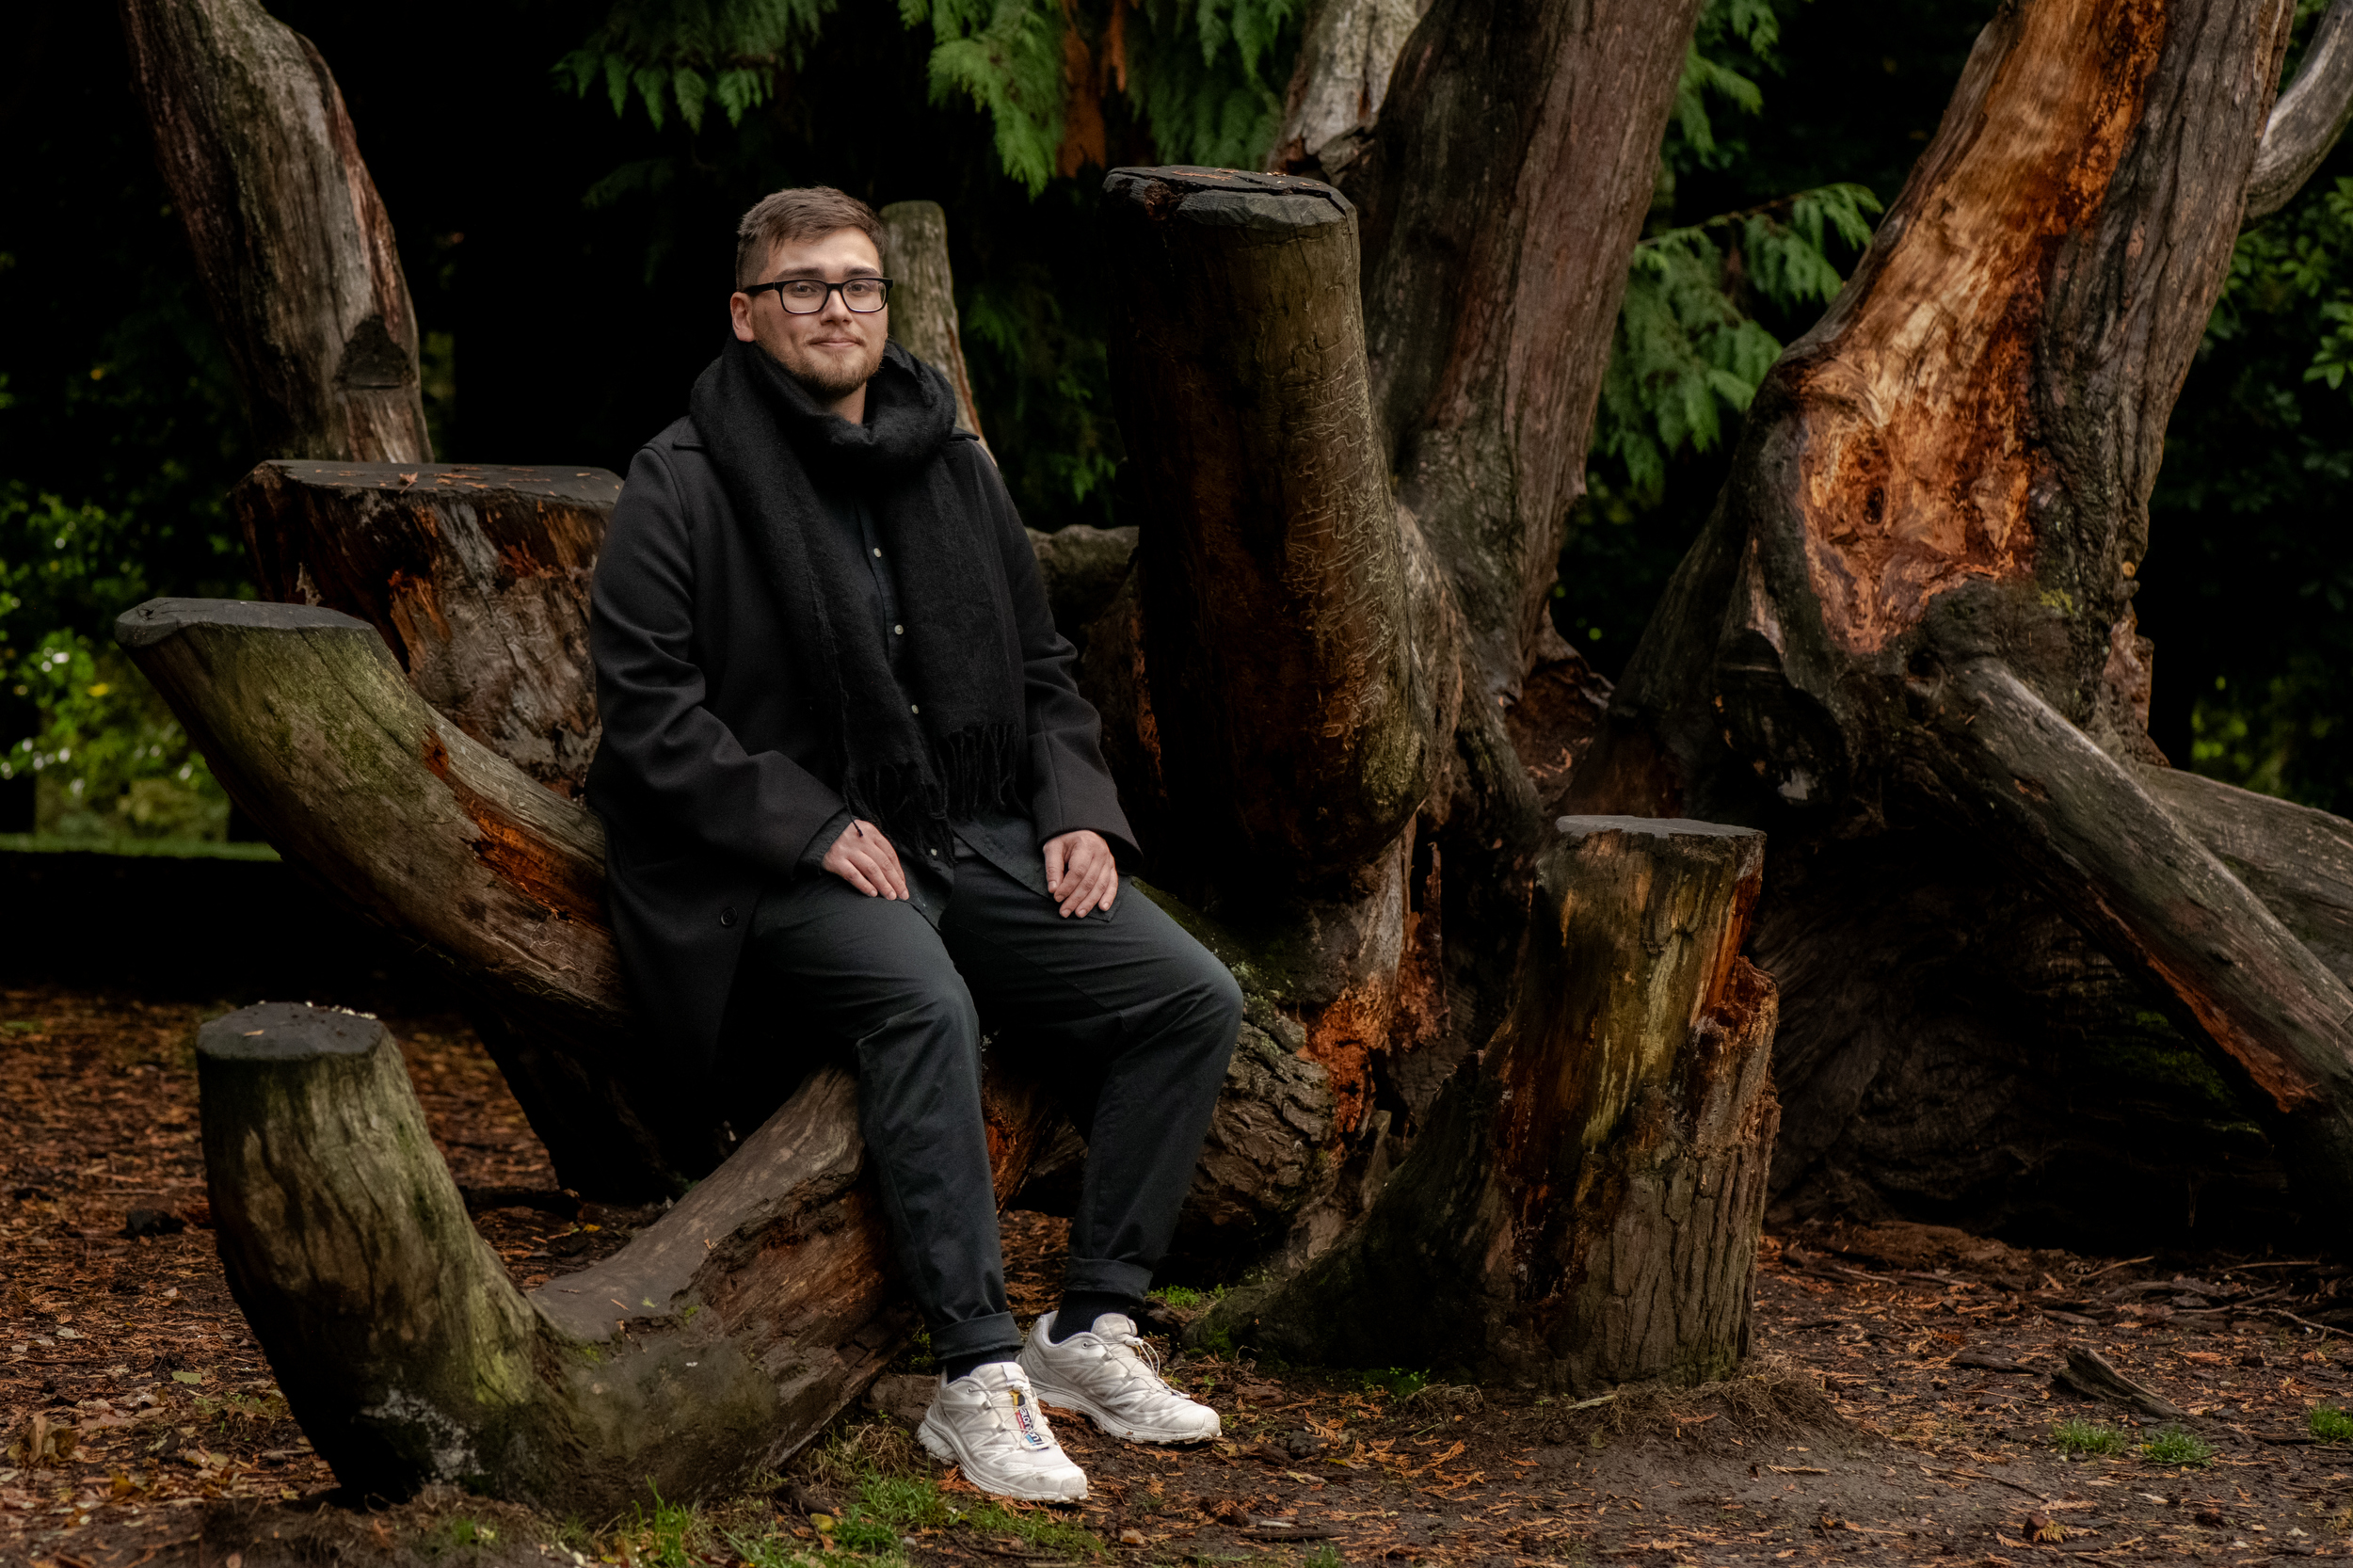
[734,186,886,288]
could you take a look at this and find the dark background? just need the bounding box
[4,0,2346,835]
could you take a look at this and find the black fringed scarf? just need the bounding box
[690,335,1024,858]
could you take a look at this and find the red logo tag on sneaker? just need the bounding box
[1011,1387,1048,1448]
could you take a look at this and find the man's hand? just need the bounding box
[1043,829,1118,918]
[823,819,910,900]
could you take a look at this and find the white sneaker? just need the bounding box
[916,1362,1088,1502]
[1018,1311,1223,1445]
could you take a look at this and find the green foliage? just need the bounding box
[0,487,232,841]
[558,0,840,134]
[906,1,1070,194]
[1593,0,1881,503]
[2139,1426,2215,1467]
[2051,1417,2126,1457]
[570,1,1303,193]
[2145,152,2353,812]
[2311,1405,2353,1442]
[1357,1366,1429,1400]
[1122,0,1305,173]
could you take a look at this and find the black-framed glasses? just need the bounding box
[743,276,893,314]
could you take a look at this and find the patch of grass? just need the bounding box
[1358,1367,1429,1400]
[2139,1426,2215,1466]
[798,1417,1101,1561]
[2052,1417,2127,1457]
[418,1517,498,1559]
[1150,1286,1207,1311]
[1302,1546,1345,1568]
[2312,1405,2353,1442]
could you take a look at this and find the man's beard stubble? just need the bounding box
[777,332,885,404]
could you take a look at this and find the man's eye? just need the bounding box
[782,281,824,299]
[843,280,882,300]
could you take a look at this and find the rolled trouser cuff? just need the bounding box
[931,1310,1024,1366]
[1064,1256,1154,1301]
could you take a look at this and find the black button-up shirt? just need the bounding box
[804,475,1055,913]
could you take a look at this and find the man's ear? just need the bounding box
[728,291,758,344]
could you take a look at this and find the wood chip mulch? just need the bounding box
[8,978,2353,1566]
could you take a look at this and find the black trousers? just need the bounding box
[744,845,1241,1363]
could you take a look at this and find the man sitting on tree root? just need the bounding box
[586,185,1241,1501]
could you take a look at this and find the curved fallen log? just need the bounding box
[200,1000,1049,1511]
[1209,817,1779,1391]
[115,597,673,1195]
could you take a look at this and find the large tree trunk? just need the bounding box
[1578,0,2353,1235]
[1209,818,1778,1390]
[1265,0,1427,179]
[1086,0,1708,1270]
[198,1000,1050,1512]
[119,0,430,463]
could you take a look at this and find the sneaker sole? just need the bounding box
[1020,1371,1222,1446]
[917,1414,1089,1502]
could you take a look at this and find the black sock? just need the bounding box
[1049,1290,1136,1343]
[941,1346,1019,1383]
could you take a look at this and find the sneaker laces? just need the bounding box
[967,1373,1063,1457]
[1091,1320,1177,1396]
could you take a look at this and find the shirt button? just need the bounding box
[719,906,738,928]
[893,624,904,635]
[929,848,938,856]
[910,703,920,713]
[872,547,882,557]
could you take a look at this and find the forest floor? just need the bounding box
[8,980,2353,1568]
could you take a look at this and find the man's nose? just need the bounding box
[819,287,855,323]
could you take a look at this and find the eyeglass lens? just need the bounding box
[776,279,888,313]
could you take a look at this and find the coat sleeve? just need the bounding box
[967,443,1141,866]
[590,442,847,875]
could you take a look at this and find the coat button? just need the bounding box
[893,624,904,635]
[872,547,882,557]
[719,906,738,928]
[910,703,920,714]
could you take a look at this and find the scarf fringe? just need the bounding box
[845,721,1024,860]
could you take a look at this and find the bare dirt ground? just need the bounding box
[8,979,2353,1567]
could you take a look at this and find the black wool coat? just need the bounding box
[585,411,1138,1071]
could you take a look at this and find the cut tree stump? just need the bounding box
[232,462,616,798]
[1205,816,1779,1392]
[198,1000,1051,1510]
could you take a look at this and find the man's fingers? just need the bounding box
[1044,838,1069,892]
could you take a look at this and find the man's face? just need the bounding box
[729,227,888,405]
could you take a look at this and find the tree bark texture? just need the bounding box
[1341,0,1706,701]
[116,598,670,1196]
[198,1000,1052,1512]
[1101,168,1448,889]
[1208,818,1778,1391]
[1582,0,2353,1233]
[232,462,614,798]
[1266,0,1427,179]
[879,200,988,448]
[2245,0,2353,221]
[119,0,430,463]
